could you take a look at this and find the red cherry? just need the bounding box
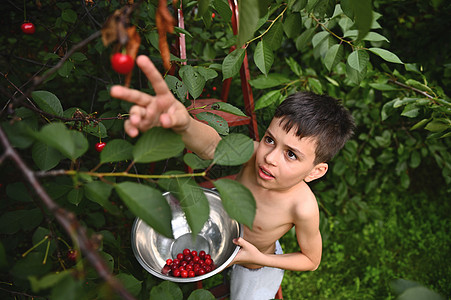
[181,270,188,278]
[173,269,181,277]
[199,250,206,258]
[198,268,206,275]
[21,22,35,34]
[205,254,211,260]
[166,259,173,265]
[212,12,216,18]
[212,86,217,91]
[95,142,106,152]
[188,270,195,277]
[183,248,191,256]
[177,253,184,261]
[205,258,212,265]
[191,250,198,257]
[67,249,78,261]
[110,53,134,74]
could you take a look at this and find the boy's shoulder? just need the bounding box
[289,182,319,221]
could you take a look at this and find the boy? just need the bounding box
[111,55,354,299]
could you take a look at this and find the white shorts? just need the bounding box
[229,240,284,300]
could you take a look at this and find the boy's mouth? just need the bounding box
[259,166,275,179]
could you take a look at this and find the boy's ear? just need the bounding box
[305,163,328,182]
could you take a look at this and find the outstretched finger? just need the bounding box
[136,55,171,96]
[110,85,152,107]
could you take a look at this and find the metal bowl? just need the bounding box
[131,188,242,283]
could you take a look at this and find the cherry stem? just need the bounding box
[42,239,51,264]
[22,235,49,257]
[57,236,71,249]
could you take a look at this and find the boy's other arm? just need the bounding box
[110,55,221,160]
[232,199,322,271]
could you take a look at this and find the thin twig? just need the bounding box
[388,79,434,99]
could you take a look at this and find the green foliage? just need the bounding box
[0,0,450,299]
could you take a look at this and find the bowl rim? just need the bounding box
[130,188,242,283]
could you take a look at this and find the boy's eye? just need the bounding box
[264,136,274,144]
[287,150,297,160]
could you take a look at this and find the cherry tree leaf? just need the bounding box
[213,133,254,166]
[254,40,274,75]
[133,127,184,163]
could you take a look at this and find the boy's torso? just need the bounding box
[235,152,316,267]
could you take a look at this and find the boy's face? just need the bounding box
[254,117,328,191]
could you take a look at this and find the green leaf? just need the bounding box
[295,28,316,51]
[237,0,260,46]
[213,133,254,166]
[222,48,245,79]
[369,47,403,64]
[347,49,369,72]
[213,0,232,21]
[401,105,420,118]
[308,77,323,94]
[324,44,344,72]
[196,112,229,135]
[214,179,256,229]
[165,75,188,102]
[61,9,77,23]
[116,273,142,297]
[11,253,52,280]
[1,120,36,149]
[158,172,209,237]
[30,271,72,292]
[346,61,366,85]
[198,0,211,18]
[183,152,212,169]
[179,65,206,99]
[255,90,282,110]
[70,52,87,61]
[285,57,302,76]
[283,13,302,38]
[67,188,83,206]
[424,120,449,132]
[150,281,182,300]
[363,32,389,42]
[254,40,274,76]
[115,182,173,238]
[32,141,61,171]
[249,73,291,89]
[57,61,74,78]
[31,91,64,117]
[37,123,88,160]
[0,209,43,234]
[263,21,284,50]
[133,127,185,163]
[187,289,215,300]
[312,31,330,48]
[211,102,247,117]
[350,0,373,41]
[410,119,429,131]
[81,122,107,138]
[84,181,120,215]
[100,139,133,164]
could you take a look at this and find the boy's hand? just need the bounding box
[230,237,262,266]
[110,55,191,137]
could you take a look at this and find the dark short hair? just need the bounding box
[273,91,355,164]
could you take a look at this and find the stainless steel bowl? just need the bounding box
[131,188,242,283]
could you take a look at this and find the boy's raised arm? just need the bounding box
[110,55,221,160]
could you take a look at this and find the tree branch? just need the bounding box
[388,79,434,99]
[0,127,135,300]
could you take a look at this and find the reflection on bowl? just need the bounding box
[131,188,242,283]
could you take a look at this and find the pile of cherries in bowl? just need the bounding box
[161,248,215,278]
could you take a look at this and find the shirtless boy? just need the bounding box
[111,55,355,299]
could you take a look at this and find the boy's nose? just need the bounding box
[264,149,278,166]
